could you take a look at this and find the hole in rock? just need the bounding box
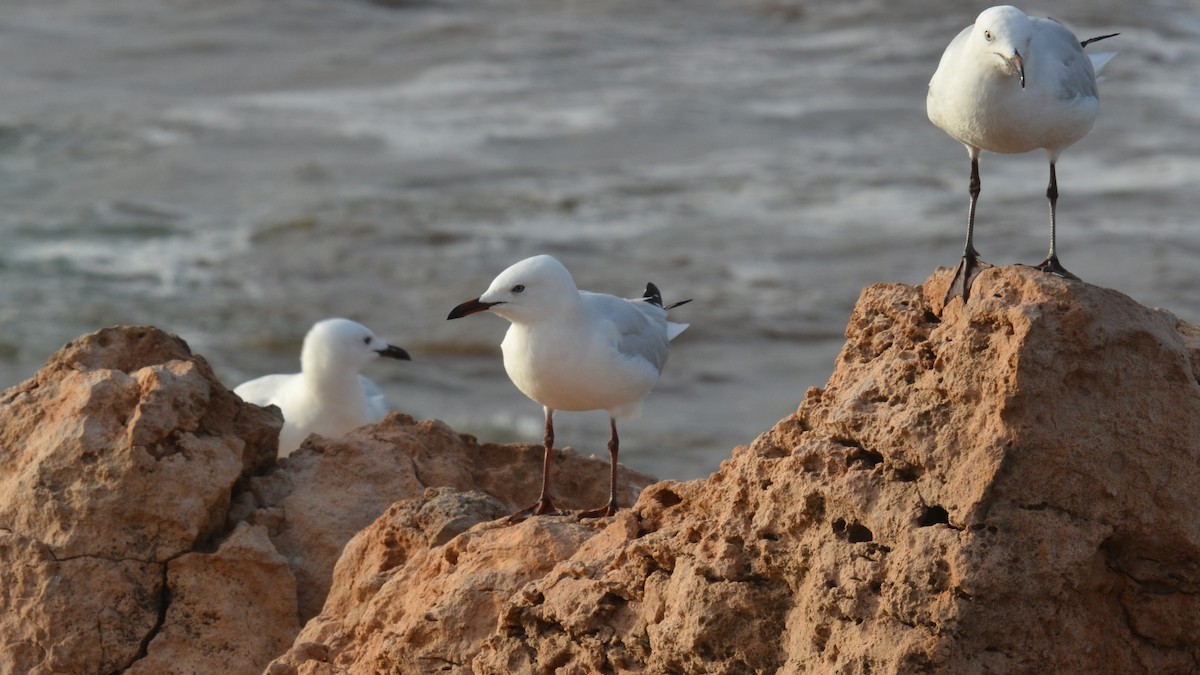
[847,523,874,543]
[831,518,847,537]
[833,436,863,450]
[916,505,949,527]
[846,446,884,469]
[652,488,683,508]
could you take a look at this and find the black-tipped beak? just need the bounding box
[377,344,412,361]
[1013,51,1025,88]
[447,298,499,320]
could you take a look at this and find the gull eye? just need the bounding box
[512,284,525,293]
[363,336,372,345]
[983,30,993,41]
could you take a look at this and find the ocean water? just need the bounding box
[1,0,1197,480]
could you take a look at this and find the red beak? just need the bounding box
[447,297,499,320]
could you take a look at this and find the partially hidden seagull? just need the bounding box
[927,5,1117,302]
[447,254,689,522]
[234,318,411,457]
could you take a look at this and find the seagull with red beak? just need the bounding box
[448,254,689,522]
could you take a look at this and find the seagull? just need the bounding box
[927,5,1117,301]
[447,254,689,521]
[233,318,411,457]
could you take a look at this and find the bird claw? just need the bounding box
[944,252,992,305]
[576,502,619,520]
[1033,256,1079,280]
[506,496,562,524]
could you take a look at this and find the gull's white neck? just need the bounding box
[300,354,369,409]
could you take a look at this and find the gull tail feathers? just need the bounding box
[1087,50,1117,76]
[643,282,691,340]
[1081,32,1118,78]
[643,282,693,311]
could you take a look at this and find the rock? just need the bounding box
[129,523,300,675]
[235,415,656,622]
[0,529,162,674]
[0,326,281,674]
[0,325,655,673]
[269,266,1200,674]
[267,489,613,675]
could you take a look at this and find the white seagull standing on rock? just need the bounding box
[927,5,1117,302]
[234,318,411,457]
[447,254,689,522]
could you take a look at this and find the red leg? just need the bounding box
[578,418,620,519]
[508,407,562,523]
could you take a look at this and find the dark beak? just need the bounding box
[377,344,412,361]
[1013,51,1025,88]
[447,297,499,320]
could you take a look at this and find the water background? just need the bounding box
[2,0,1197,479]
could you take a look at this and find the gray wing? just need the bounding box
[581,291,671,373]
[1032,17,1098,100]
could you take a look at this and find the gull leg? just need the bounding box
[507,407,562,523]
[578,418,620,519]
[1034,162,1079,280]
[946,155,992,304]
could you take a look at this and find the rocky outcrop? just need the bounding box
[232,416,654,623]
[5,265,1198,674]
[0,326,652,674]
[0,326,282,674]
[269,266,1200,674]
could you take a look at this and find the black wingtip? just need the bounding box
[1081,32,1119,48]
[643,282,664,307]
[645,282,690,310]
[665,298,693,311]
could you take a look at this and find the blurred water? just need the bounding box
[1,0,1197,480]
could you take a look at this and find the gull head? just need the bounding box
[447,254,579,325]
[301,318,410,375]
[973,5,1032,88]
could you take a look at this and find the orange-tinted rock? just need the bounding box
[129,523,299,674]
[271,266,1200,674]
[0,325,653,673]
[235,415,654,622]
[0,326,281,673]
[9,265,1200,674]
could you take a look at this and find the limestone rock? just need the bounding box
[129,523,300,674]
[0,324,655,674]
[0,529,162,674]
[0,326,282,673]
[270,266,1200,674]
[235,415,656,622]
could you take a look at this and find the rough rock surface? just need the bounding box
[233,415,655,623]
[0,326,280,674]
[128,523,300,675]
[0,325,653,674]
[269,266,1200,674]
